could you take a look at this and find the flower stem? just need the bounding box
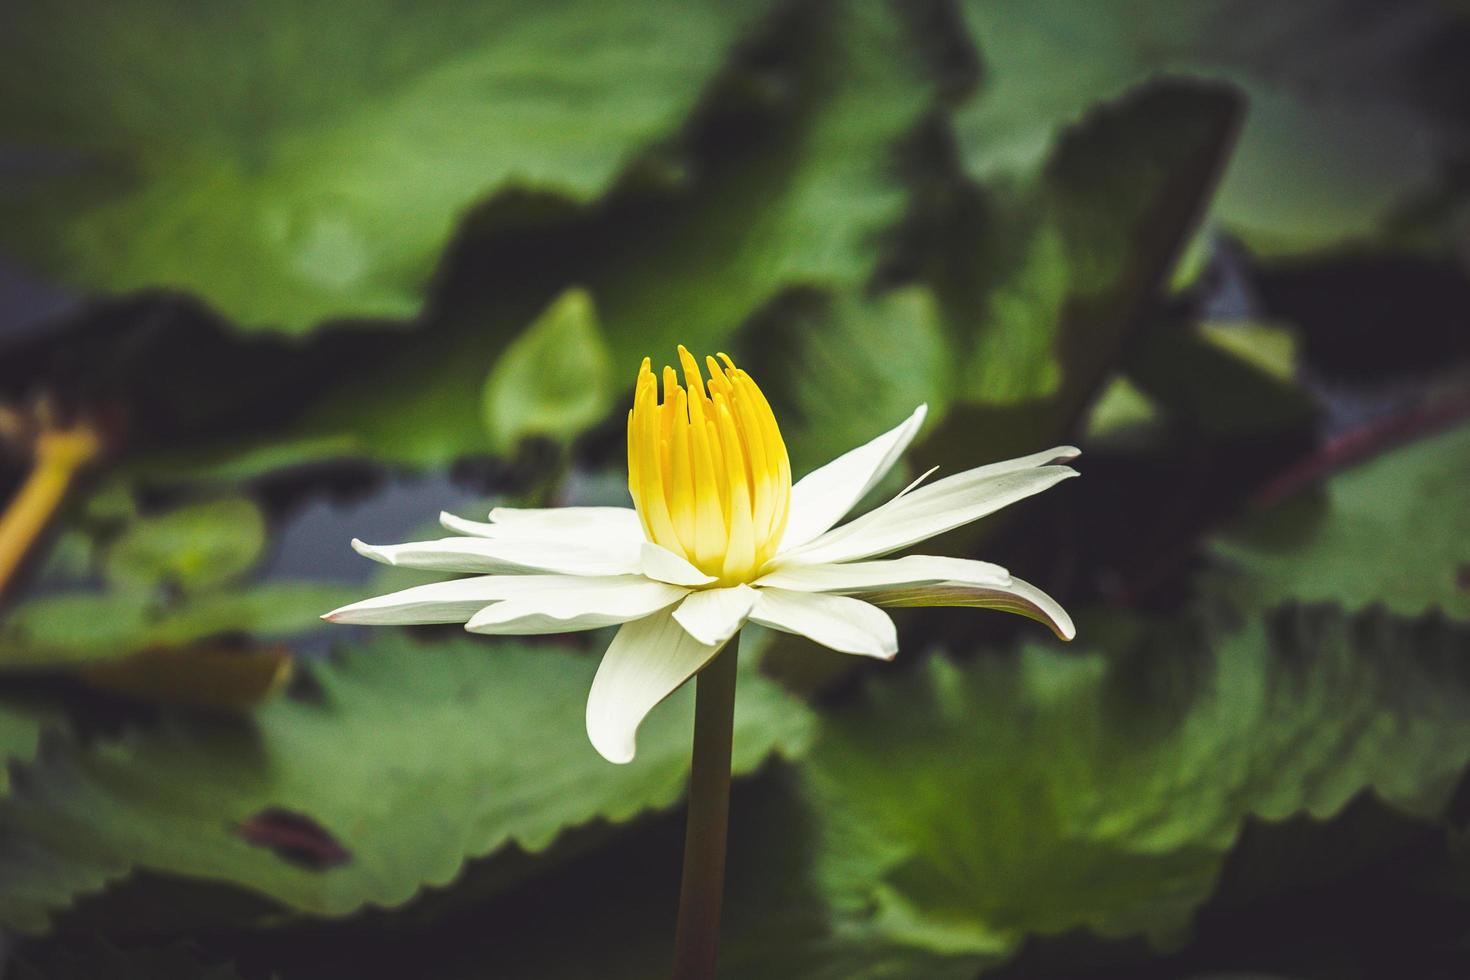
[0,421,103,602]
[672,636,739,979]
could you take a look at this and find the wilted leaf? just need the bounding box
[482,289,613,454]
[103,498,266,594]
[800,607,1470,961]
[0,0,777,331]
[1212,421,1470,621]
[78,644,294,712]
[0,633,814,932]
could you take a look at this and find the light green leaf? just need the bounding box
[1212,421,1470,621]
[801,607,1470,961]
[482,288,612,454]
[0,633,814,932]
[103,499,266,593]
[951,0,1464,256]
[0,0,775,331]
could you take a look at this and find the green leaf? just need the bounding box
[103,499,266,594]
[740,287,952,477]
[0,583,355,669]
[919,80,1241,466]
[799,607,1470,961]
[0,699,59,798]
[1121,316,1317,438]
[0,0,778,333]
[1211,421,1470,621]
[0,633,814,932]
[482,288,613,454]
[181,0,940,471]
[950,0,1466,257]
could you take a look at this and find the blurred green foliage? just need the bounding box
[0,0,1468,977]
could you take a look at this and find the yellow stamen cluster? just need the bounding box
[628,347,791,585]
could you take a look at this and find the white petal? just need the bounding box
[639,541,717,587]
[351,533,641,576]
[673,585,758,646]
[464,577,687,634]
[779,405,928,552]
[323,573,636,625]
[586,609,729,764]
[749,589,898,660]
[867,575,1076,641]
[487,506,643,532]
[756,555,1009,593]
[440,508,644,543]
[777,446,1079,566]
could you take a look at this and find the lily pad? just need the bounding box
[0,0,776,332]
[0,633,814,932]
[951,0,1466,257]
[800,606,1470,960]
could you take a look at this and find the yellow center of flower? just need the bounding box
[628,346,791,585]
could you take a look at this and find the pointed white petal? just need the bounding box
[749,589,898,660]
[640,541,717,587]
[778,447,1079,566]
[586,609,729,764]
[780,405,928,552]
[351,533,641,576]
[756,555,1009,593]
[867,574,1075,641]
[465,576,687,635]
[324,576,505,625]
[323,573,635,625]
[673,585,758,646]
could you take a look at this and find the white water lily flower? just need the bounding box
[325,347,1078,764]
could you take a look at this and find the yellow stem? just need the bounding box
[0,423,103,600]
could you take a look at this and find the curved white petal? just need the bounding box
[756,555,1009,593]
[673,585,758,646]
[749,588,898,660]
[465,577,687,635]
[351,533,641,576]
[777,447,1079,566]
[779,405,928,552]
[586,609,729,764]
[640,541,717,587]
[866,574,1075,641]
